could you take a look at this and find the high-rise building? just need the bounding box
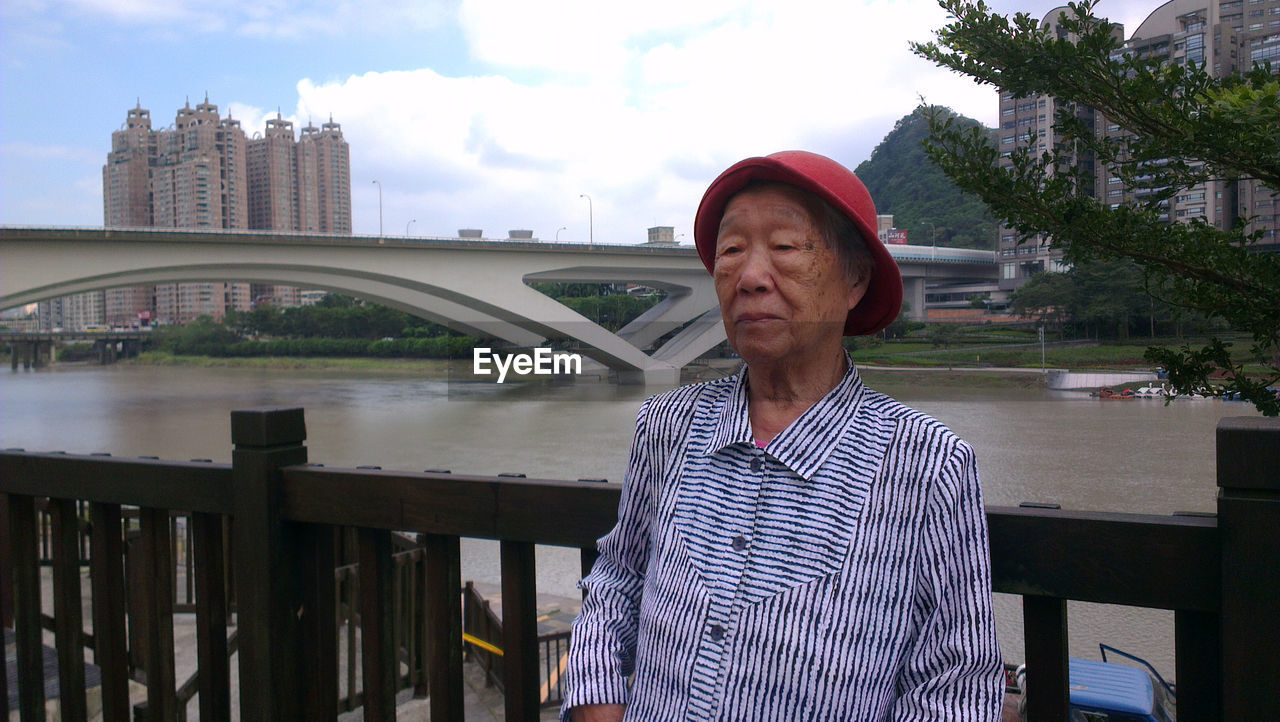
[54,97,353,330]
[243,113,352,306]
[997,1,1279,289]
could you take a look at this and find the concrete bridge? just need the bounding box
[0,226,996,383]
[1,330,150,368]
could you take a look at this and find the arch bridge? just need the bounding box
[0,227,995,384]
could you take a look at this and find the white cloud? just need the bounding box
[292,0,1004,241]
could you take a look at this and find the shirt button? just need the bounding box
[731,535,747,552]
[749,457,763,472]
[708,624,725,641]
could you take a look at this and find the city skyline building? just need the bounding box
[997,0,1279,290]
[39,97,351,330]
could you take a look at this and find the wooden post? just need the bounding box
[297,522,337,722]
[358,527,397,721]
[51,497,88,720]
[90,502,132,722]
[139,506,177,720]
[231,407,308,720]
[1022,595,1068,722]
[423,533,464,719]
[0,494,9,718]
[501,540,540,720]
[9,494,45,719]
[192,512,232,722]
[1217,416,1280,720]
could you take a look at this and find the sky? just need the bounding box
[0,0,1158,244]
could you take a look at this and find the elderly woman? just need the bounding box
[563,152,1002,721]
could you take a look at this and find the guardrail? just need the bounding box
[2,409,1277,720]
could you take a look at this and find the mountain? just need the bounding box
[855,106,997,250]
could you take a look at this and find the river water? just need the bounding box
[1,362,1260,679]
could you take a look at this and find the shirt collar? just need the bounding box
[702,354,867,481]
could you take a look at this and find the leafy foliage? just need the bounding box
[165,289,663,358]
[1012,260,1218,340]
[854,107,998,249]
[913,0,1280,414]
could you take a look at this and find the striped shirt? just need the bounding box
[562,362,1003,720]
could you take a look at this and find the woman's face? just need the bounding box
[713,185,866,367]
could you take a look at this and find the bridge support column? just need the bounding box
[12,342,35,370]
[94,340,118,365]
[902,277,927,322]
[616,365,681,386]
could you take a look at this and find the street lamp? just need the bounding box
[921,219,937,321]
[921,219,936,260]
[579,194,593,245]
[406,219,416,237]
[372,180,383,236]
[555,226,567,241]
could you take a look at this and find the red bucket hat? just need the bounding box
[693,150,903,336]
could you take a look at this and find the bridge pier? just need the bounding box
[8,341,52,370]
[616,365,681,386]
[902,277,927,322]
[95,340,118,365]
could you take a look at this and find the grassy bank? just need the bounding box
[131,351,460,375]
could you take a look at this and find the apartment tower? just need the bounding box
[997,1,1279,290]
[69,98,352,329]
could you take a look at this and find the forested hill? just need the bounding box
[854,106,997,250]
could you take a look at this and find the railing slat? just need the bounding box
[140,506,178,721]
[299,523,338,722]
[10,494,46,718]
[0,494,9,722]
[424,533,464,719]
[192,512,231,722]
[359,527,397,721]
[89,502,131,722]
[1175,609,1221,721]
[501,540,540,720]
[52,497,89,721]
[342,559,358,712]
[1022,596,1068,722]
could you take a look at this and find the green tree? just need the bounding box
[913,0,1280,414]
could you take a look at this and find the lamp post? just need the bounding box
[406,219,415,237]
[921,220,936,260]
[579,194,593,245]
[921,220,937,322]
[372,180,383,236]
[555,226,567,241]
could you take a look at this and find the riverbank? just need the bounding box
[130,351,460,375]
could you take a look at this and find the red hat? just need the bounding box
[693,150,903,336]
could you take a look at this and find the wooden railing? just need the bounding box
[2,408,1278,721]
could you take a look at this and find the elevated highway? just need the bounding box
[0,227,995,383]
